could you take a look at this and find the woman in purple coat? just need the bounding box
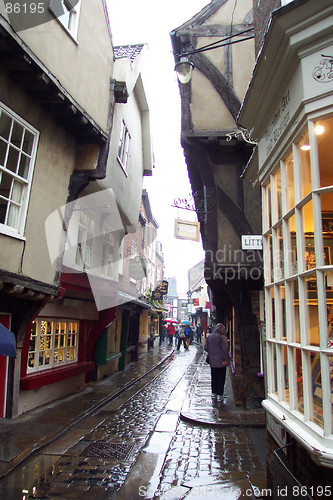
[204,323,228,400]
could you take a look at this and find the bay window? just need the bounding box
[263,115,333,439]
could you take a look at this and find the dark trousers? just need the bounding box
[177,337,188,350]
[210,366,227,396]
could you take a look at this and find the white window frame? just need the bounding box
[117,120,131,175]
[49,0,82,41]
[101,231,116,279]
[27,319,79,373]
[75,211,95,270]
[0,103,39,239]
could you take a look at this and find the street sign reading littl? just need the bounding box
[241,235,263,250]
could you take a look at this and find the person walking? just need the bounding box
[177,326,188,351]
[204,323,228,401]
[166,323,175,346]
[196,323,203,344]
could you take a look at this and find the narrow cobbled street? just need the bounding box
[0,344,266,499]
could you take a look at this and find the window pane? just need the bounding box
[269,287,276,338]
[309,352,323,428]
[265,182,272,231]
[273,168,282,223]
[295,349,304,414]
[0,139,7,167]
[0,111,12,140]
[0,170,11,199]
[11,121,23,148]
[282,345,289,404]
[274,225,284,280]
[302,201,314,272]
[18,154,31,179]
[289,280,301,343]
[298,130,312,199]
[329,356,333,431]
[304,276,319,347]
[316,117,333,188]
[287,213,297,275]
[268,233,273,283]
[6,146,19,174]
[284,151,295,212]
[22,130,34,155]
[28,322,37,369]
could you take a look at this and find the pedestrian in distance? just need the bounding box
[166,323,175,346]
[177,326,188,351]
[196,323,203,344]
[184,325,191,349]
[204,323,228,401]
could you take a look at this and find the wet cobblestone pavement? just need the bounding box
[0,344,267,499]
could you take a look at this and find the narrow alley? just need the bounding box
[0,343,266,499]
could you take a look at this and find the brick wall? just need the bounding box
[266,431,333,499]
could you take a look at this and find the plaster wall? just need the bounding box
[203,0,253,26]
[0,0,113,131]
[0,76,76,285]
[232,39,255,100]
[192,70,236,130]
[100,89,145,229]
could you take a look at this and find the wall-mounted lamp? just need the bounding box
[173,28,254,84]
[175,57,195,84]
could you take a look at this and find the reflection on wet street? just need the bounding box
[0,346,266,499]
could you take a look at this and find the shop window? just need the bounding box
[298,130,312,199]
[264,117,333,440]
[0,104,38,236]
[316,117,333,188]
[28,319,78,372]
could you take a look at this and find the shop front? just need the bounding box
[238,0,333,491]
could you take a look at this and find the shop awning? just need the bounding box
[117,291,152,309]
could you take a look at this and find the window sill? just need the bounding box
[263,398,333,467]
[0,226,26,241]
[20,361,94,390]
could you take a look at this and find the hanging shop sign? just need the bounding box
[157,280,169,295]
[174,219,200,242]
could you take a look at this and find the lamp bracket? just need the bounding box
[226,129,257,145]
